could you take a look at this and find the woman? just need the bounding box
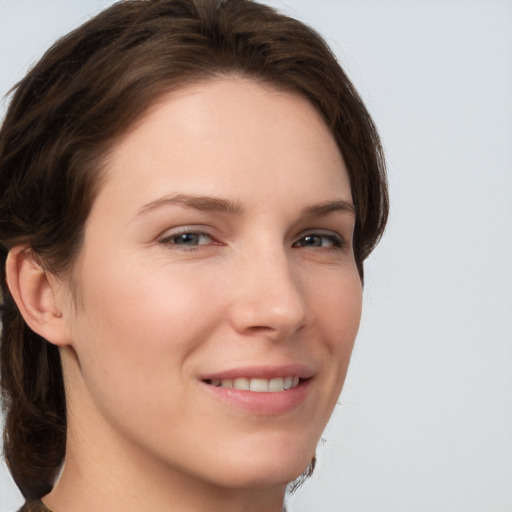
[0,0,388,511]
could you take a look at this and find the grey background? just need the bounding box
[1,1,511,511]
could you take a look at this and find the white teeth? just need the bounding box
[250,378,269,392]
[221,379,233,388]
[209,376,300,392]
[233,377,250,390]
[269,377,285,392]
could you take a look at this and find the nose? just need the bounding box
[228,246,308,340]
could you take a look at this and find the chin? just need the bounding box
[200,439,316,489]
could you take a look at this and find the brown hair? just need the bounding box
[0,0,388,500]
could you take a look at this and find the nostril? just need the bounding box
[247,325,277,332]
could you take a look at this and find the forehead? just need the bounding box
[93,77,351,217]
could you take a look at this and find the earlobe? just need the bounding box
[5,246,71,347]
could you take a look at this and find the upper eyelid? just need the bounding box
[158,231,218,251]
[157,226,212,243]
[158,225,216,238]
[295,228,344,239]
[294,232,344,244]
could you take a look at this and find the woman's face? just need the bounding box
[61,77,362,489]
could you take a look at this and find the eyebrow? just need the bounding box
[137,194,356,217]
[302,199,357,217]
[138,193,244,216]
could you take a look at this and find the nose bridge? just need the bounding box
[230,240,307,337]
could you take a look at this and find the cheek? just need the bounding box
[311,269,362,349]
[71,258,224,373]
[66,259,226,433]
[309,269,362,404]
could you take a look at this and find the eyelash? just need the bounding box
[292,232,345,250]
[159,230,217,251]
[158,230,345,251]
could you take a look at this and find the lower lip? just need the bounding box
[200,379,311,415]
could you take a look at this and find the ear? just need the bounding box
[5,246,72,347]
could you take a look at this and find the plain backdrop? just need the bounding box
[1,1,511,511]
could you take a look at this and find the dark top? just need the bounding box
[17,501,52,512]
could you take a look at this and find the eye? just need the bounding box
[293,232,344,249]
[160,231,214,248]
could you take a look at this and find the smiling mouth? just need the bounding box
[204,376,302,392]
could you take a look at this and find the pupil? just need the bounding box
[304,235,320,246]
[179,233,197,244]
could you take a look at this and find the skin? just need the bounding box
[13,77,362,512]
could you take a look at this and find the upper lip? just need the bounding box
[199,364,314,381]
